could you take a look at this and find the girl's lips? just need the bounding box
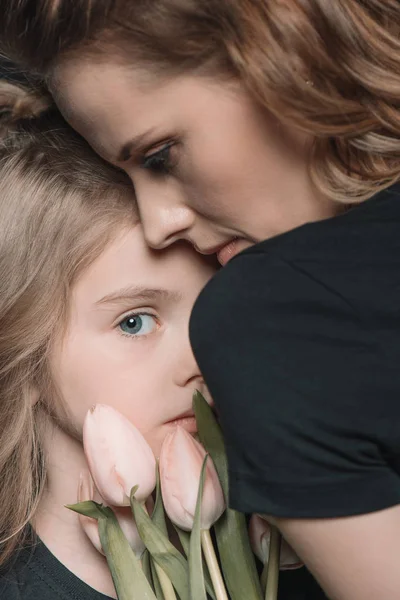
[165,415,197,433]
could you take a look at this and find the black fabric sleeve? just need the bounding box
[190,249,400,518]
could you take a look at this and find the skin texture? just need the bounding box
[275,508,400,600]
[54,61,339,264]
[51,60,400,600]
[35,224,215,597]
[50,224,214,456]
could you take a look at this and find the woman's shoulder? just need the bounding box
[190,182,400,520]
[244,181,400,264]
[191,181,400,331]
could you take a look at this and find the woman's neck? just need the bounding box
[33,420,117,598]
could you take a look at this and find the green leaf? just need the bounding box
[189,455,208,600]
[172,525,190,557]
[97,509,157,600]
[130,490,190,600]
[65,500,109,520]
[193,391,263,600]
[150,557,166,600]
[193,392,229,498]
[142,549,154,589]
[173,525,216,600]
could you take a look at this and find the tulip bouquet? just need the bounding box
[67,393,302,600]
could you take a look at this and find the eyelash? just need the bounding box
[141,142,176,176]
[115,311,160,340]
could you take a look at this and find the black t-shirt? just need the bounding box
[190,183,400,518]
[0,539,114,600]
[0,537,326,600]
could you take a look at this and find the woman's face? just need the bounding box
[50,225,215,457]
[55,61,339,265]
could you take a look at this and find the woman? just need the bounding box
[1,2,399,598]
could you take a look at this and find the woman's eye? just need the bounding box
[118,313,158,337]
[141,143,174,175]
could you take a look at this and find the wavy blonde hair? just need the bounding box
[0,81,136,567]
[0,0,399,202]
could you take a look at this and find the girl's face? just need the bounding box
[50,225,215,456]
[55,61,340,265]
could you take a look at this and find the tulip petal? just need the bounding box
[83,405,156,506]
[193,391,263,600]
[113,506,145,559]
[189,455,207,600]
[159,426,225,532]
[249,514,303,571]
[76,484,104,555]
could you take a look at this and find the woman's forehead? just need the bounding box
[52,60,178,161]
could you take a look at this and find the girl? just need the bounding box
[0,80,216,598]
[0,79,322,600]
[1,2,400,597]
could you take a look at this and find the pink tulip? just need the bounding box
[249,514,303,570]
[113,506,146,559]
[159,426,225,531]
[83,404,156,506]
[78,470,104,554]
[78,471,145,558]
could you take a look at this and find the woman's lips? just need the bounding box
[217,238,253,266]
[217,239,239,266]
[195,237,253,266]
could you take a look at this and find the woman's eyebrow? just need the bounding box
[116,128,159,163]
[117,140,137,163]
[95,286,183,306]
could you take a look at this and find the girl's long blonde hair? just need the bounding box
[0,0,399,202]
[0,81,135,567]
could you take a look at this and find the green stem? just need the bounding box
[143,500,177,600]
[260,563,268,594]
[201,529,228,600]
[153,562,177,600]
[265,527,281,600]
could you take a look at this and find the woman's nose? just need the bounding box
[135,188,196,249]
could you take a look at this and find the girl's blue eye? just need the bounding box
[118,313,157,336]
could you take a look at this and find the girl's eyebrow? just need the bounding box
[95,286,183,306]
